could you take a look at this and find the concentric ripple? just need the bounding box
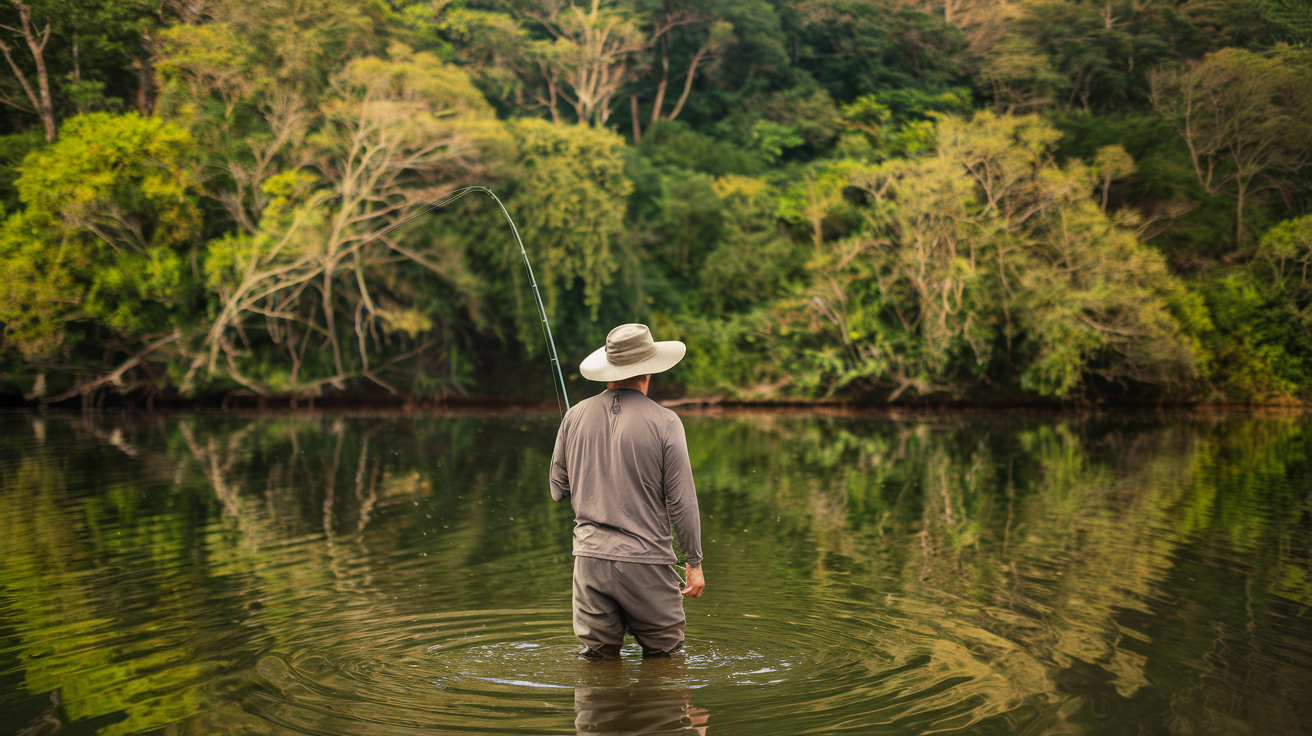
[235,590,1074,736]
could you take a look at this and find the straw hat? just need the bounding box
[579,324,686,382]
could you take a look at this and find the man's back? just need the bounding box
[551,388,702,567]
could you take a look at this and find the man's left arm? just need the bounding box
[663,416,704,596]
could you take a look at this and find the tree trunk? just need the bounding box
[138,63,149,115]
[323,268,345,378]
[650,40,668,126]
[3,1,55,141]
[629,93,641,144]
[1235,180,1246,248]
[667,40,710,122]
[137,53,154,115]
[21,11,53,141]
[546,74,561,124]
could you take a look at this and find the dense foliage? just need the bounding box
[0,0,1310,405]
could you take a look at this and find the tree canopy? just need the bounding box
[0,0,1310,406]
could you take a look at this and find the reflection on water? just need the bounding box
[573,658,709,735]
[0,412,1310,735]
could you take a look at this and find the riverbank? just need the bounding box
[2,392,1305,417]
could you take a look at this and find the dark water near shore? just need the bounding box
[1,412,1310,735]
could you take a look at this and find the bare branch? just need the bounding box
[41,331,182,404]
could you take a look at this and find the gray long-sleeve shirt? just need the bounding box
[550,389,703,568]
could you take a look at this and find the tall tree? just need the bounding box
[0,112,199,401]
[778,113,1193,400]
[893,0,1014,54]
[183,46,504,397]
[0,0,55,140]
[1151,48,1312,247]
[642,17,731,134]
[449,0,700,126]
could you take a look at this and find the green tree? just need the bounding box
[784,0,969,103]
[185,45,506,397]
[0,112,198,400]
[0,0,60,140]
[0,0,162,138]
[869,114,1195,398]
[979,34,1068,113]
[698,175,796,312]
[496,118,632,350]
[686,113,1198,401]
[1009,0,1181,112]
[1151,48,1312,247]
[450,0,698,127]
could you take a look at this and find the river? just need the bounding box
[1,411,1309,735]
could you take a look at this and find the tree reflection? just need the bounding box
[684,412,1312,733]
[0,412,1308,734]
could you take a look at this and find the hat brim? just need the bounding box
[579,341,686,382]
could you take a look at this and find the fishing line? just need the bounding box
[368,186,570,415]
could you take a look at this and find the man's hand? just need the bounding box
[681,565,705,598]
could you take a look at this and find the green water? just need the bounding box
[1,412,1310,735]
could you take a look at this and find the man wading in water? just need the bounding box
[551,324,706,659]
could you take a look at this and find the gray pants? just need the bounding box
[572,556,685,657]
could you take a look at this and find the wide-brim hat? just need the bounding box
[580,324,686,382]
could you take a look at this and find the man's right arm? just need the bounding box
[681,565,705,598]
[550,414,570,502]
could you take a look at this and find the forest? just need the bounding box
[0,0,1309,406]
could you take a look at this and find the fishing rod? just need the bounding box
[368,185,570,415]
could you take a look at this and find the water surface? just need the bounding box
[1,412,1310,735]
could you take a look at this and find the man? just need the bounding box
[551,323,706,660]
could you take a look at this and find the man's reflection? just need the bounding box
[574,657,709,735]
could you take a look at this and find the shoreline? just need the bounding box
[1,395,1305,418]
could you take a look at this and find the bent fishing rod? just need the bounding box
[367,186,570,415]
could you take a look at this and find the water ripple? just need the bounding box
[2,413,1311,735]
